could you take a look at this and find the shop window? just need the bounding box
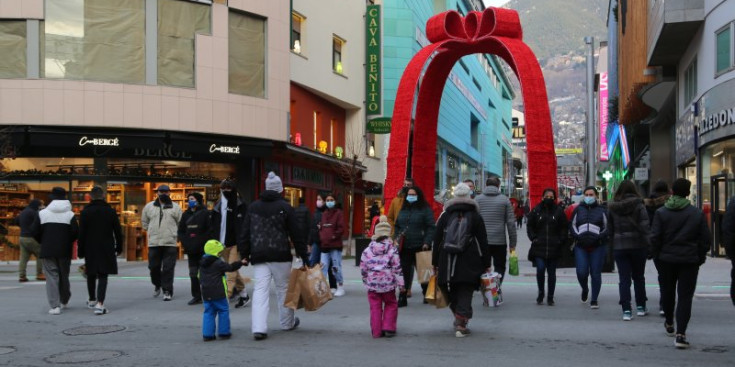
[229,10,266,98]
[367,133,376,157]
[683,57,697,105]
[470,114,480,150]
[715,24,732,74]
[0,21,26,78]
[291,12,304,54]
[158,0,211,88]
[333,35,344,74]
[41,0,146,83]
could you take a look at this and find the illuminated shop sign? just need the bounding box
[79,136,120,147]
[209,144,240,154]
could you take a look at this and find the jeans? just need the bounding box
[251,262,296,334]
[614,248,648,311]
[18,236,42,278]
[534,257,558,297]
[187,253,203,300]
[487,245,508,282]
[202,298,230,338]
[86,273,108,304]
[448,283,476,319]
[321,249,344,285]
[368,290,398,338]
[659,261,699,335]
[574,245,607,302]
[148,246,178,294]
[42,257,71,308]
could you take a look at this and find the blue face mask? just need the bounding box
[188,199,198,208]
[406,195,418,203]
[326,201,335,209]
[584,197,596,205]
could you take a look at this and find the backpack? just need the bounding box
[443,211,473,254]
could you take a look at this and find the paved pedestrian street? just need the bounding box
[1,236,733,366]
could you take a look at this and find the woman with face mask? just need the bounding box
[177,192,209,305]
[309,194,337,291]
[319,194,346,296]
[393,186,436,306]
[526,188,568,306]
[570,186,609,309]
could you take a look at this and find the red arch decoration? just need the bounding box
[385,7,557,215]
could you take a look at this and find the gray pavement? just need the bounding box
[1,233,734,366]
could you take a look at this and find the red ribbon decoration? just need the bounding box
[385,7,557,216]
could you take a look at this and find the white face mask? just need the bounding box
[316,199,324,208]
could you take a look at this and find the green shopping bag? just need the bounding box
[509,250,519,276]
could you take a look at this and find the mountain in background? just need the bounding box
[496,0,609,151]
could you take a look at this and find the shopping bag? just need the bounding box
[480,271,501,307]
[425,275,449,308]
[298,264,333,311]
[414,251,433,285]
[509,250,519,276]
[284,267,304,310]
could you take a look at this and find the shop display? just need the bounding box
[0,185,32,224]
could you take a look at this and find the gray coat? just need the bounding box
[607,195,650,251]
[474,186,517,247]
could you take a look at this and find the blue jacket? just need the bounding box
[570,202,608,248]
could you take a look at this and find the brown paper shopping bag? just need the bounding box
[298,264,333,311]
[425,275,449,308]
[415,251,433,285]
[284,267,304,310]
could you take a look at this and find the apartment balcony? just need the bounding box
[647,0,704,66]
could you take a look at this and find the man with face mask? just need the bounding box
[209,179,249,308]
[141,185,182,301]
[386,178,414,236]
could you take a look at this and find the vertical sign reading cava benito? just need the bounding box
[366,5,381,116]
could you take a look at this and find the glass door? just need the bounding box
[710,174,735,256]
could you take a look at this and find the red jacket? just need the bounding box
[319,208,344,249]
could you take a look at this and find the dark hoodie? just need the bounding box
[237,190,309,265]
[199,255,243,301]
[607,194,650,251]
[650,196,710,264]
[17,199,42,237]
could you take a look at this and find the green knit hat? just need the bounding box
[204,240,224,256]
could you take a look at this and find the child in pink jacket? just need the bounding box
[360,215,404,338]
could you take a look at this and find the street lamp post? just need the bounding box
[585,36,596,188]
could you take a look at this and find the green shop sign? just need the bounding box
[366,4,381,116]
[367,117,391,134]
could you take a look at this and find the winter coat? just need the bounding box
[141,198,182,247]
[32,200,78,259]
[319,208,344,250]
[475,185,517,247]
[394,203,435,250]
[17,204,40,237]
[526,202,568,260]
[607,195,650,251]
[570,201,608,248]
[238,190,308,265]
[78,200,123,275]
[360,238,404,293]
[293,204,311,245]
[651,198,710,264]
[199,255,243,301]
[432,198,490,287]
[209,197,247,247]
[644,193,670,227]
[310,206,326,245]
[723,197,735,259]
[177,206,210,255]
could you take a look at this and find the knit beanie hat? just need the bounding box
[204,239,225,256]
[372,215,392,240]
[265,171,283,193]
[453,183,472,199]
[672,178,691,197]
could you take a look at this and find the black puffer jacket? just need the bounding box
[209,197,247,248]
[238,190,308,265]
[293,204,311,245]
[570,201,608,248]
[178,206,210,255]
[607,195,650,251]
[199,255,243,301]
[310,206,326,245]
[651,201,710,264]
[527,201,567,259]
[432,198,490,286]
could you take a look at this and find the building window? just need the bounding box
[291,12,303,54]
[229,10,266,98]
[683,57,697,104]
[0,21,26,78]
[42,0,146,83]
[333,35,344,74]
[470,114,480,150]
[158,0,211,88]
[715,24,732,74]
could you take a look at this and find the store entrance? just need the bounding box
[710,174,735,257]
[284,187,303,208]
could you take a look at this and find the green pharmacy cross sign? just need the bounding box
[603,170,613,181]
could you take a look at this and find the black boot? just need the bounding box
[536,292,544,305]
[547,295,555,306]
[398,291,408,307]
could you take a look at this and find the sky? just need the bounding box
[482,0,509,7]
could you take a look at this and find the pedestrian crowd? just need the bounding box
[14,173,734,349]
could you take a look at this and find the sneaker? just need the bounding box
[664,322,675,337]
[48,307,61,315]
[36,274,46,281]
[235,294,251,308]
[87,300,97,309]
[623,310,633,321]
[218,334,231,340]
[636,306,648,316]
[187,298,202,306]
[455,326,470,338]
[675,334,690,349]
[153,287,161,298]
[286,317,300,331]
[163,292,172,301]
[590,301,599,309]
[203,336,216,342]
[334,286,345,297]
[581,289,589,303]
[18,276,29,282]
[497,290,504,306]
[253,333,268,341]
[61,303,67,309]
[383,331,396,338]
[330,288,337,295]
[659,308,665,317]
[94,304,108,315]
